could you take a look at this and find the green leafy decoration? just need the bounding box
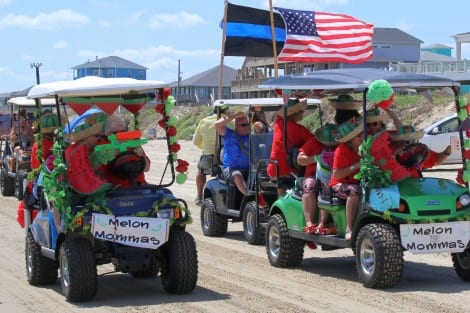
[355,134,393,188]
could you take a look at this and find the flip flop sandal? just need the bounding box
[306,241,317,249]
[303,224,317,234]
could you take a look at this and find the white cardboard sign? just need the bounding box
[91,213,169,249]
[400,221,470,254]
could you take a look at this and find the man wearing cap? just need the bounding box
[192,105,231,206]
[330,117,364,241]
[215,111,250,196]
[267,98,314,195]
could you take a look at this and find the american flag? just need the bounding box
[273,7,374,64]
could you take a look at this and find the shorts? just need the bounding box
[331,183,362,199]
[223,168,248,183]
[302,176,319,194]
[197,155,214,175]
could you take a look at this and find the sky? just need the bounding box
[1,0,470,94]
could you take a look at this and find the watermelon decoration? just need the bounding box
[367,79,394,109]
[66,144,112,195]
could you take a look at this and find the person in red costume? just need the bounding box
[30,111,61,170]
[267,98,314,195]
[329,117,363,241]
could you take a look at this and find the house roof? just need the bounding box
[420,51,456,62]
[422,43,453,49]
[169,65,237,87]
[72,56,147,70]
[373,27,423,44]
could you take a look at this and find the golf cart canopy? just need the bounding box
[213,97,321,113]
[258,68,460,92]
[7,96,56,107]
[27,76,167,98]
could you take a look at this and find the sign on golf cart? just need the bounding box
[91,213,169,249]
[258,68,470,289]
[400,221,470,254]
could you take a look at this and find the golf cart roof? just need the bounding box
[7,96,56,106]
[258,68,460,92]
[213,97,321,107]
[27,76,167,98]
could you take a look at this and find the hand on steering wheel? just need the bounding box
[396,143,429,168]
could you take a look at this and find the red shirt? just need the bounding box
[267,116,314,177]
[30,138,54,170]
[299,136,324,177]
[329,142,360,187]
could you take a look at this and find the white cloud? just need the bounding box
[0,0,11,5]
[99,20,112,28]
[129,10,146,24]
[148,11,204,30]
[54,40,68,49]
[0,9,89,30]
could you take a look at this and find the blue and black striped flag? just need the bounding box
[222,2,286,57]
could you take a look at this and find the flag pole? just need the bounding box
[217,0,229,100]
[268,0,279,78]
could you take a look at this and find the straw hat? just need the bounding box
[336,117,364,143]
[67,112,107,143]
[277,98,307,118]
[329,94,362,110]
[314,123,339,146]
[390,125,424,142]
[365,108,388,123]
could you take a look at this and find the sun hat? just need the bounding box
[336,117,364,143]
[314,123,340,146]
[277,98,307,118]
[67,112,107,143]
[390,125,425,142]
[329,94,362,111]
[365,107,388,124]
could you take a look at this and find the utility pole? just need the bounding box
[177,59,182,104]
[30,62,42,84]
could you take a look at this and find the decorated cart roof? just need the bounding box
[213,97,320,107]
[258,68,460,92]
[27,76,168,115]
[7,96,56,106]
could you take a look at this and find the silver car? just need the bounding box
[419,113,462,164]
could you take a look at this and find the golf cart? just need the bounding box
[23,76,198,302]
[258,68,470,288]
[0,96,55,200]
[200,98,320,244]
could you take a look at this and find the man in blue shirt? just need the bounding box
[215,111,250,195]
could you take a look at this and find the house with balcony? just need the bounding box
[72,56,147,80]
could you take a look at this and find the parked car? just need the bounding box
[419,113,462,164]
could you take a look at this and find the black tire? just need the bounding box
[130,254,159,278]
[243,201,265,245]
[355,223,403,289]
[1,167,14,196]
[59,237,97,302]
[452,245,470,281]
[265,214,304,267]
[200,198,228,236]
[161,229,198,294]
[25,232,58,285]
[16,173,25,201]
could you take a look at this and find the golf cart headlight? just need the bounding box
[458,194,470,207]
[157,209,174,219]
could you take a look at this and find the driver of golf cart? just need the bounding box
[214,111,250,195]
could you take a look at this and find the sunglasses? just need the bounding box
[237,123,249,127]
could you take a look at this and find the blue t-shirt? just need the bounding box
[223,128,249,170]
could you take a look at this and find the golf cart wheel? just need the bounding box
[59,237,97,302]
[452,245,470,281]
[161,228,198,294]
[266,214,304,267]
[200,198,227,236]
[243,201,265,245]
[25,232,58,285]
[1,167,14,196]
[355,223,403,289]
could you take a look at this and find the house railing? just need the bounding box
[391,60,470,73]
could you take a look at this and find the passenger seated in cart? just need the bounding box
[215,111,250,195]
[8,111,35,169]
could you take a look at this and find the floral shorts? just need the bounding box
[302,177,319,194]
[331,183,362,199]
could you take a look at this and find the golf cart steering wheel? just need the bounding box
[395,142,430,169]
